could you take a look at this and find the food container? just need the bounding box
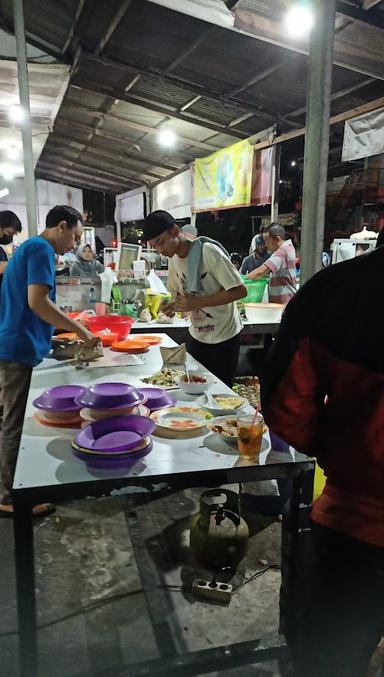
[240,276,268,303]
[175,372,215,395]
[84,315,134,340]
[243,303,284,324]
[75,382,146,410]
[33,385,85,412]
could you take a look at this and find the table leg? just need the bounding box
[280,465,315,635]
[13,501,37,677]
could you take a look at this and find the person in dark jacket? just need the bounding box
[240,235,269,274]
[261,248,384,677]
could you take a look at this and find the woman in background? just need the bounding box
[70,243,104,278]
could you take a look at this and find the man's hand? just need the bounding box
[159,299,176,317]
[75,326,101,349]
[247,264,269,281]
[174,294,198,313]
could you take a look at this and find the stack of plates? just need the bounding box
[33,385,85,427]
[72,415,156,469]
[76,382,150,425]
[80,403,150,424]
[110,335,162,354]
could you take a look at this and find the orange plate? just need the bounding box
[132,335,162,345]
[35,413,82,428]
[111,341,150,354]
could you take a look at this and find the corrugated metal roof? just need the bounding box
[0,0,382,193]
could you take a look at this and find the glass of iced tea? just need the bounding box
[237,413,264,461]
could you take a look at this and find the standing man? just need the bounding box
[247,223,297,304]
[0,210,22,301]
[261,248,384,677]
[143,210,246,386]
[240,234,269,275]
[0,205,98,517]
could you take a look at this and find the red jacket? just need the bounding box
[261,248,384,548]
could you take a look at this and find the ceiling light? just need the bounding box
[0,188,10,199]
[158,129,177,148]
[283,3,314,39]
[8,105,24,123]
[291,160,297,167]
[279,179,283,184]
[1,166,16,181]
[6,146,19,161]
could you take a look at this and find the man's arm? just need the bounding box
[0,261,7,274]
[246,263,270,280]
[28,284,98,346]
[174,284,246,312]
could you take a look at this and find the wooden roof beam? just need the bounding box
[94,0,133,56]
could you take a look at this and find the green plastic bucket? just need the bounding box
[240,276,268,303]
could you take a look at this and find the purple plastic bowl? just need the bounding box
[75,414,156,453]
[137,387,176,412]
[33,385,85,412]
[74,382,147,410]
[73,441,152,469]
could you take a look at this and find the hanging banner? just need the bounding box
[251,145,275,206]
[342,107,384,162]
[193,139,254,212]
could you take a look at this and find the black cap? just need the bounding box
[143,210,175,242]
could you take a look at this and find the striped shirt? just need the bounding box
[264,239,297,304]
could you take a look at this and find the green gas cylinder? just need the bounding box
[190,489,249,569]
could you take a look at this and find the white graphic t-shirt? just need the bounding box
[167,242,243,344]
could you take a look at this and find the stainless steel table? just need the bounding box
[12,334,314,677]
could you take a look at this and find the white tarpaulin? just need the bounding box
[342,107,384,162]
[152,168,192,219]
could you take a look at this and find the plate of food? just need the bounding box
[152,411,206,431]
[150,406,212,434]
[175,372,215,395]
[207,416,239,444]
[141,368,181,389]
[199,393,247,415]
[208,415,268,444]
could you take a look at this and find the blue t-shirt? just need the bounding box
[0,236,56,366]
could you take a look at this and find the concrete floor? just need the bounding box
[0,488,284,677]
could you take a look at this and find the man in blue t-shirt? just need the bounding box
[0,205,98,517]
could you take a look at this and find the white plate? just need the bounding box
[153,410,206,431]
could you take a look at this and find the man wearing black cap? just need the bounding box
[143,210,246,386]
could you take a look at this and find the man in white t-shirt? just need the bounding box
[143,210,246,386]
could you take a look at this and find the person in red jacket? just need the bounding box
[261,247,384,677]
